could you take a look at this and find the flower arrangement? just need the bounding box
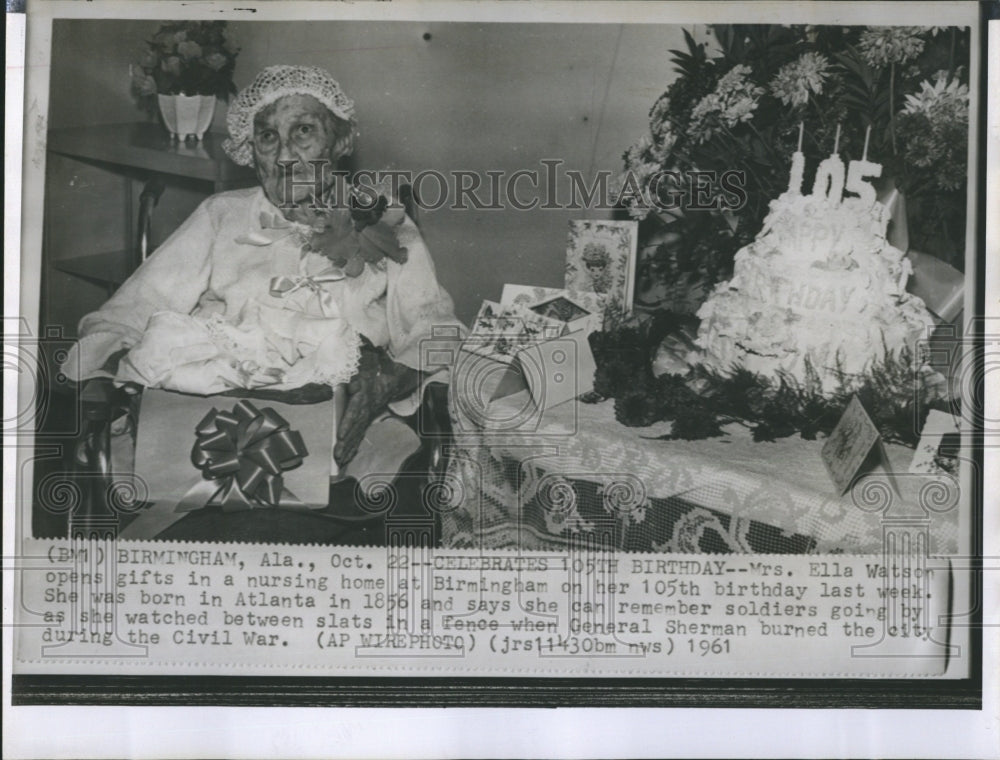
[130,21,239,115]
[621,24,970,302]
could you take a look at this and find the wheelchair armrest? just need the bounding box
[69,377,136,534]
[78,377,129,420]
[415,381,453,480]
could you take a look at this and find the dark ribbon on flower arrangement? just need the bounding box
[179,400,310,512]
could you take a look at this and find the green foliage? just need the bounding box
[588,316,948,445]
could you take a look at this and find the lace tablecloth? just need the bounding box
[440,390,960,555]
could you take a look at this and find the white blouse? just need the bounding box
[64,187,466,414]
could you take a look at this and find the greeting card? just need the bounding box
[565,220,638,317]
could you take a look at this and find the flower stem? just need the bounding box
[889,62,898,155]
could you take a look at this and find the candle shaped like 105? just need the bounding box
[786,124,882,206]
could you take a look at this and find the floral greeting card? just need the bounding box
[466,300,564,364]
[500,284,608,336]
[564,220,638,317]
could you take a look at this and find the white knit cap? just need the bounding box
[223,65,356,166]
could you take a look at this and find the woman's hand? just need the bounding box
[334,339,420,467]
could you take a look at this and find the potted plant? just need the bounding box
[130,20,239,141]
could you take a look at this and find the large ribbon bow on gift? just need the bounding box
[186,400,309,512]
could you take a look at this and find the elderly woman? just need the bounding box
[64,65,464,467]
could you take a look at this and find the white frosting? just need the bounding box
[692,168,935,395]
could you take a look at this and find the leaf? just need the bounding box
[669,28,711,80]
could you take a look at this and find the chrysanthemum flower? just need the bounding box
[688,65,763,143]
[902,70,969,119]
[858,26,926,67]
[769,52,832,107]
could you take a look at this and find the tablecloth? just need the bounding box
[440,390,961,555]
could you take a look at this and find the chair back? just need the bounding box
[135,178,166,267]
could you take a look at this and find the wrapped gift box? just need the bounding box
[122,389,339,538]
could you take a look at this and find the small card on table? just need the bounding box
[500,283,607,337]
[821,395,884,495]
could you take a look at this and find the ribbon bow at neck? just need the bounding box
[269,266,346,317]
[235,210,311,246]
[185,399,310,512]
[260,210,294,230]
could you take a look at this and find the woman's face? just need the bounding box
[252,93,348,208]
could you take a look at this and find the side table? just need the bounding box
[47,123,256,293]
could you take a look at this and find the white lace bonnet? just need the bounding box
[223,65,357,166]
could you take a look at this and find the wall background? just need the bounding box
[44,19,701,332]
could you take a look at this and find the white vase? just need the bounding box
[157,94,216,141]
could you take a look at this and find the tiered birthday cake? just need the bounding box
[692,147,935,395]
